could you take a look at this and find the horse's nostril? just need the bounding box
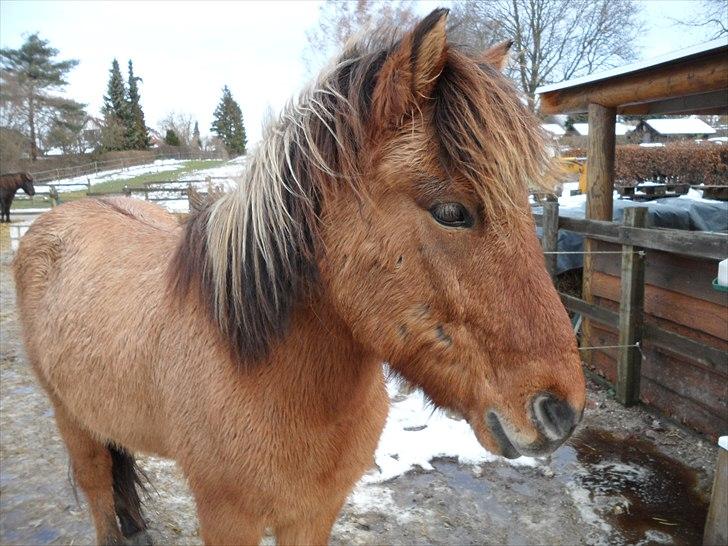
[532,393,576,441]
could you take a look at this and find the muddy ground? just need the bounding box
[0,228,719,546]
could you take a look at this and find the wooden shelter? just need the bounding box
[536,39,728,436]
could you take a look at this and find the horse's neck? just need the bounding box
[264,300,384,417]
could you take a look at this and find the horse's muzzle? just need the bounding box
[486,392,582,458]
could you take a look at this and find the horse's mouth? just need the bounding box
[485,411,521,459]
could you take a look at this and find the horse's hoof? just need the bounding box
[125,531,154,546]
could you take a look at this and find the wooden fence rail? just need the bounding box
[537,202,728,406]
[533,211,728,260]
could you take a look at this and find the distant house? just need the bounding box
[148,128,163,148]
[82,116,103,151]
[633,118,716,143]
[567,122,634,137]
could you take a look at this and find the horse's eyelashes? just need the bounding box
[429,202,474,229]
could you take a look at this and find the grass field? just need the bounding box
[11,159,226,210]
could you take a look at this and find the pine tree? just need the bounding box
[126,60,150,150]
[211,85,247,156]
[0,33,80,160]
[164,129,181,147]
[102,59,130,150]
[193,121,202,149]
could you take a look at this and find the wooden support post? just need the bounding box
[582,103,616,364]
[616,206,647,406]
[704,441,728,546]
[542,198,559,280]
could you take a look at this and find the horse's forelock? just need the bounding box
[432,49,555,228]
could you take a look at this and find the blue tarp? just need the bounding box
[534,197,728,274]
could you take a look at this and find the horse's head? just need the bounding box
[21,173,35,196]
[317,10,585,458]
[176,8,585,459]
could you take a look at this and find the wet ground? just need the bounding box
[0,225,718,545]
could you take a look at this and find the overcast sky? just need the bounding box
[0,0,713,145]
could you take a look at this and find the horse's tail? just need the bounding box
[109,445,149,536]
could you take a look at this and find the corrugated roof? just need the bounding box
[644,118,717,135]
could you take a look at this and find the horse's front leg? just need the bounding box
[275,497,346,546]
[191,483,265,546]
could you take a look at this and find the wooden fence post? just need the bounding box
[616,206,647,406]
[541,198,559,280]
[583,103,616,367]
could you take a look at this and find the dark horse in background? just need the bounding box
[0,172,35,222]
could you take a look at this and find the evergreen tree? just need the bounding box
[164,129,181,146]
[211,85,247,156]
[102,59,129,150]
[0,33,80,160]
[193,121,202,149]
[126,60,149,150]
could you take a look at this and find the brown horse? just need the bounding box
[13,10,585,546]
[0,172,35,222]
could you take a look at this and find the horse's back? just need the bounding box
[13,197,180,453]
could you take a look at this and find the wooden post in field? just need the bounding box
[582,103,616,365]
[616,206,647,406]
[541,198,559,280]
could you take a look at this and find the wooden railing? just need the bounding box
[533,202,728,405]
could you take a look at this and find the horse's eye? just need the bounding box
[429,203,473,228]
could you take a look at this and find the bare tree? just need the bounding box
[159,112,194,147]
[303,0,419,73]
[449,0,643,110]
[673,0,727,39]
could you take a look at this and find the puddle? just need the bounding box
[555,428,708,545]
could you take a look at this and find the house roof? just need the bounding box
[571,122,634,136]
[643,118,717,135]
[541,123,565,136]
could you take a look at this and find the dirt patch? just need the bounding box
[0,242,717,545]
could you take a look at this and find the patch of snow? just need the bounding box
[639,142,664,148]
[571,122,633,136]
[645,118,716,136]
[542,123,565,136]
[719,436,728,451]
[567,484,614,542]
[41,159,186,193]
[364,379,537,484]
[679,188,718,203]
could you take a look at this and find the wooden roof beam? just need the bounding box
[618,89,728,115]
[539,55,728,114]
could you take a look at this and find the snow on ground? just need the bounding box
[366,378,536,484]
[38,159,188,193]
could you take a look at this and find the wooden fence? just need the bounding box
[27,151,225,184]
[534,202,728,415]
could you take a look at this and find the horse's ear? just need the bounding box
[372,8,449,125]
[481,40,513,71]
